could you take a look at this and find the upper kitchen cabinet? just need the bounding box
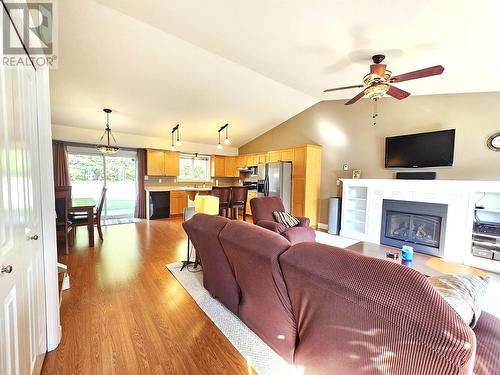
[211,155,225,177]
[146,149,165,176]
[164,151,180,176]
[224,156,239,177]
[267,150,281,163]
[236,155,248,168]
[146,149,179,176]
[212,155,239,177]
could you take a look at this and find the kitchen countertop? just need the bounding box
[145,186,213,192]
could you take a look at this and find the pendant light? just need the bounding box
[171,124,181,151]
[216,123,230,149]
[223,123,231,145]
[96,108,119,154]
[216,128,223,149]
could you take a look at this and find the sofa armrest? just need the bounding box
[256,220,287,234]
[295,216,310,227]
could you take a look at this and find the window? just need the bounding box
[67,146,137,218]
[179,154,210,181]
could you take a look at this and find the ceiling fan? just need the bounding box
[323,54,444,105]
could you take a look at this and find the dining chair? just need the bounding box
[228,186,249,221]
[71,187,107,241]
[210,186,231,217]
[55,189,73,254]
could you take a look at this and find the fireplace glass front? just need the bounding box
[385,211,441,249]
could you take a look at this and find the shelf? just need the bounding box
[346,218,366,225]
[346,207,366,213]
[472,232,500,240]
[475,208,500,214]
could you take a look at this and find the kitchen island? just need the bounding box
[145,186,212,219]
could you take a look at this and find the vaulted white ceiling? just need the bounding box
[50,0,500,147]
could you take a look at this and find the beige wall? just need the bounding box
[239,92,500,224]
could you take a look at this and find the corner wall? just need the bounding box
[239,92,500,224]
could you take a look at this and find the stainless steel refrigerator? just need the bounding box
[257,162,292,212]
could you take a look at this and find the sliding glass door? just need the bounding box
[67,146,137,219]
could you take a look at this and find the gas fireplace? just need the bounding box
[380,199,448,257]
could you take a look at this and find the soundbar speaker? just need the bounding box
[396,172,436,180]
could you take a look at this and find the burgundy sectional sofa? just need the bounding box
[182,214,500,375]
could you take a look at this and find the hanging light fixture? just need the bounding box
[216,127,223,149]
[223,123,231,145]
[170,124,181,151]
[96,108,120,154]
[217,123,229,149]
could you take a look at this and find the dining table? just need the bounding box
[71,198,96,247]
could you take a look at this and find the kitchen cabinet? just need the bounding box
[211,156,225,177]
[246,191,258,215]
[236,155,248,168]
[164,151,180,176]
[169,191,188,215]
[280,149,293,161]
[292,147,306,178]
[267,150,281,163]
[257,153,267,163]
[212,155,239,177]
[224,156,238,177]
[246,154,257,166]
[240,144,322,227]
[146,149,165,176]
[146,149,179,176]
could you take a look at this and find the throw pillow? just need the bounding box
[429,274,490,328]
[273,211,299,229]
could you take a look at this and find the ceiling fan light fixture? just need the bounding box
[364,83,390,100]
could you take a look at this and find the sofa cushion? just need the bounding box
[473,311,500,375]
[219,220,297,363]
[182,213,240,315]
[273,211,299,228]
[281,226,316,245]
[429,274,490,328]
[280,242,475,375]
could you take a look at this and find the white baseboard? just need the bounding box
[317,222,329,231]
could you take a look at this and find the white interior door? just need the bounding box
[0,8,47,375]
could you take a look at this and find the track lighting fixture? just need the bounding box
[171,124,181,151]
[217,123,230,149]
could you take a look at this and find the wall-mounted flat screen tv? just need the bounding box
[385,129,455,168]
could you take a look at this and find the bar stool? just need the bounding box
[210,186,231,217]
[228,186,249,221]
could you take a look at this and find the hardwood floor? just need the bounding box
[42,218,255,374]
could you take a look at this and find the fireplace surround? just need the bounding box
[380,199,448,257]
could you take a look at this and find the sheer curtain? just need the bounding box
[52,141,70,187]
[134,149,146,218]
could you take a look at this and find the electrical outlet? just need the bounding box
[159,178,162,183]
[343,164,349,171]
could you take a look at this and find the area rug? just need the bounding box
[102,217,142,226]
[166,262,298,375]
[315,230,359,248]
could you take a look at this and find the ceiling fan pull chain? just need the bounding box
[372,98,379,126]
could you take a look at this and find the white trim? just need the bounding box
[317,222,329,231]
[36,68,61,351]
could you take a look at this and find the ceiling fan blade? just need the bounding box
[370,64,386,77]
[344,91,365,105]
[391,65,444,83]
[387,85,411,100]
[324,84,363,93]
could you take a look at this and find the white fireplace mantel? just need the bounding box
[340,179,500,273]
